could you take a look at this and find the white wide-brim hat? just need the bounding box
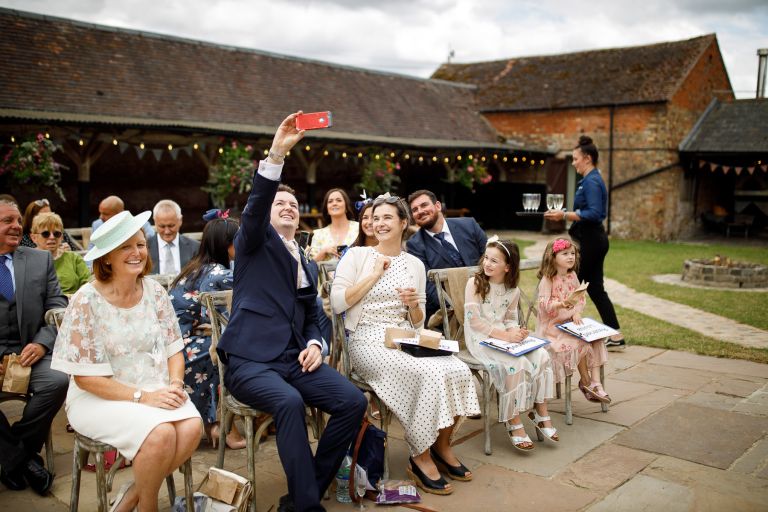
[84,210,152,262]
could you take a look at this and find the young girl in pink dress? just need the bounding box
[535,238,610,403]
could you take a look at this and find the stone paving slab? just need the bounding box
[611,362,715,391]
[732,384,768,416]
[649,350,768,379]
[454,413,623,478]
[556,443,657,493]
[699,374,767,397]
[615,403,768,469]
[641,455,768,511]
[586,473,693,512]
[548,378,690,427]
[730,437,768,478]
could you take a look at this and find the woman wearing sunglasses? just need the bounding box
[31,212,90,294]
[20,198,77,251]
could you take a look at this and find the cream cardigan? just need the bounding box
[331,246,427,333]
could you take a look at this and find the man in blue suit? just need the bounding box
[406,190,487,321]
[218,113,366,512]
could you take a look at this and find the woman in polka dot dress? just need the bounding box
[331,195,480,496]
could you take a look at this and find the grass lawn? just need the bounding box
[517,264,768,364]
[604,240,768,331]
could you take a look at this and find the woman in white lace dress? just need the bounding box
[464,238,557,452]
[52,211,201,512]
[331,195,480,496]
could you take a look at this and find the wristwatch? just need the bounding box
[133,389,142,403]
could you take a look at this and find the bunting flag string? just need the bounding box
[698,159,766,175]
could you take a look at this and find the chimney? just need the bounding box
[758,49,768,99]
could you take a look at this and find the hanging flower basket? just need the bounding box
[201,140,256,209]
[446,159,492,192]
[0,134,66,200]
[356,157,401,195]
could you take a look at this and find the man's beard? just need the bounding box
[417,212,438,231]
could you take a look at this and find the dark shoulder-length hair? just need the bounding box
[171,217,240,290]
[351,201,374,247]
[321,188,355,224]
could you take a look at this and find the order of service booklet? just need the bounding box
[479,335,550,357]
[556,317,619,342]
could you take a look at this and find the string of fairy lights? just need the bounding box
[4,133,548,168]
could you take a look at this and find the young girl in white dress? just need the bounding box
[331,195,480,496]
[464,237,557,451]
[535,237,610,403]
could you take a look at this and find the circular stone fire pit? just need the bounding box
[682,257,768,289]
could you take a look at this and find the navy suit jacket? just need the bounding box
[406,217,487,318]
[218,173,321,363]
[147,234,200,274]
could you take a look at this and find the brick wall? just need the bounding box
[481,40,733,240]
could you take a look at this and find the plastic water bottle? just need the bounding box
[335,455,352,503]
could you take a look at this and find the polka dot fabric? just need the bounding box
[349,249,480,456]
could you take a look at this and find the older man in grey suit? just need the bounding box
[147,199,200,275]
[0,199,68,495]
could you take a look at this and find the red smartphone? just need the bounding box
[295,111,332,131]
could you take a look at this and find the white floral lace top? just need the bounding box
[52,278,184,392]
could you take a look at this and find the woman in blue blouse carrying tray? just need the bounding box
[544,135,625,349]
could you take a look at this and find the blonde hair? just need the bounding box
[31,212,63,233]
[537,237,580,279]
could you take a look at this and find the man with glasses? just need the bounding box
[0,199,68,496]
[147,199,199,275]
[406,189,487,322]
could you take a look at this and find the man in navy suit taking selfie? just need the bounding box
[217,112,366,512]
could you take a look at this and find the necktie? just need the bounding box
[0,255,14,302]
[283,239,302,289]
[434,232,465,267]
[163,242,177,274]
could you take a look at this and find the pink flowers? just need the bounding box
[553,238,571,254]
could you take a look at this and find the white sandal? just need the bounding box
[506,422,534,452]
[527,411,559,443]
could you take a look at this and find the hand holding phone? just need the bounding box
[295,111,333,131]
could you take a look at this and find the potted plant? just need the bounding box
[202,140,256,209]
[356,157,401,195]
[0,134,66,200]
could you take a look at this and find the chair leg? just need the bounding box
[165,473,177,508]
[600,365,609,413]
[371,394,391,480]
[555,382,562,399]
[45,430,55,475]
[481,371,493,456]
[217,409,232,469]
[565,374,573,425]
[183,459,195,511]
[95,451,108,512]
[243,415,257,512]
[69,442,87,512]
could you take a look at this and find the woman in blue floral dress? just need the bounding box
[169,213,246,449]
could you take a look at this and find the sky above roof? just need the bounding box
[3,0,766,99]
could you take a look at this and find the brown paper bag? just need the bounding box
[417,329,442,350]
[563,281,589,308]
[200,467,251,509]
[384,327,416,349]
[2,354,31,394]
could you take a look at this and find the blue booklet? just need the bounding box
[479,336,550,356]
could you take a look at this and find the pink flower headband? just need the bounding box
[552,238,571,254]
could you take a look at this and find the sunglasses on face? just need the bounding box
[34,199,50,207]
[38,230,62,239]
